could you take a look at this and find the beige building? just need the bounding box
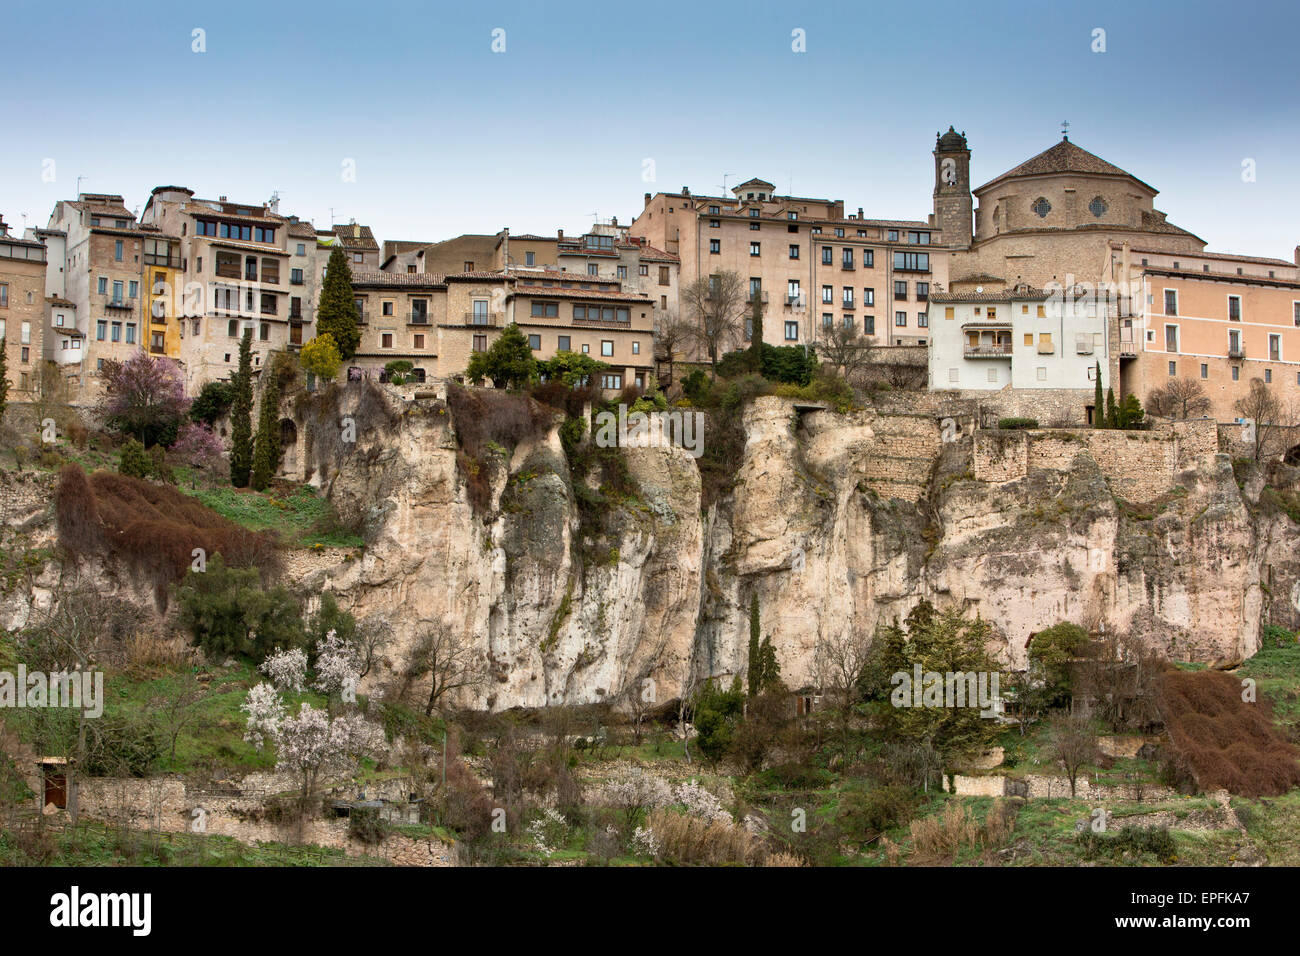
[1107,242,1300,422]
[43,194,154,401]
[0,216,48,399]
[140,187,304,392]
[324,222,381,270]
[631,178,945,350]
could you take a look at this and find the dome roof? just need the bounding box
[937,126,966,151]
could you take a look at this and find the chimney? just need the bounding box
[644,192,651,206]
[858,207,864,219]
[682,187,690,196]
[557,229,563,240]
[218,195,227,202]
[1294,245,1300,267]
[0,215,8,237]
[611,216,618,227]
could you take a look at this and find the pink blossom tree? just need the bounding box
[98,352,191,447]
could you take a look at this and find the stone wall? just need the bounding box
[949,773,1177,802]
[858,414,940,502]
[971,418,1220,502]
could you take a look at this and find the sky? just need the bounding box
[2,0,1298,259]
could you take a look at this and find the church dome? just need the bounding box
[937,126,966,151]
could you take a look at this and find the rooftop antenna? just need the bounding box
[717,173,734,197]
[1061,119,1070,141]
[76,175,86,196]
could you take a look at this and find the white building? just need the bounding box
[928,283,1112,419]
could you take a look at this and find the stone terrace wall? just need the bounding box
[859,414,941,502]
[971,418,1220,502]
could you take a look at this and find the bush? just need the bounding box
[997,417,1038,430]
[348,805,389,845]
[1077,826,1177,863]
[190,380,236,426]
[174,554,303,660]
[1263,624,1296,649]
[839,786,918,837]
[118,439,152,479]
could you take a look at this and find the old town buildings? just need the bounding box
[2,128,1297,426]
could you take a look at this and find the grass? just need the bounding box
[186,482,364,550]
[1238,639,1300,730]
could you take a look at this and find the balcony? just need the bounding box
[291,276,305,286]
[785,295,805,308]
[894,291,908,301]
[1229,344,1246,360]
[104,297,133,310]
[841,261,856,271]
[356,310,369,324]
[748,291,769,305]
[144,254,179,268]
[841,300,855,309]
[408,312,431,325]
[460,312,503,327]
[964,343,1013,358]
[916,291,929,302]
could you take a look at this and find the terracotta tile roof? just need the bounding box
[200,236,290,256]
[68,195,134,219]
[443,271,511,281]
[350,270,447,289]
[1139,266,1300,290]
[976,138,1155,194]
[331,223,379,251]
[286,220,317,238]
[512,286,653,303]
[1116,244,1293,268]
[930,289,1049,303]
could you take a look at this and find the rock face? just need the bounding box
[5,388,1297,710]
[289,388,1298,709]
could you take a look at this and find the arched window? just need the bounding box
[1031,197,1051,219]
[1089,196,1108,218]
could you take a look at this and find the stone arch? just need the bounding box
[1285,444,1300,466]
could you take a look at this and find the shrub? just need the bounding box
[348,805,389,845]
[646,808,757,865]
[384,360,415,386]
[171,422,225,471]
[1078,826,1177,863]
[997,417,1038,430]
[118,439,152,479]
[190,380,236,426]
[839,785,918,837]
[174,554,303,660]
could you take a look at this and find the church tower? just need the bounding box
[933,126,972,250]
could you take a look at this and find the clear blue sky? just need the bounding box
[3,0,1297,259]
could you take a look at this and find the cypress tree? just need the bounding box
[747,593,761,698]
[250,367,281,491]
[230,328,254,487]
[0,337,9,420]
[748,293,765,369]
[317,246,361,360]
[1105,387,1118,430]
[1093,361,1104,428]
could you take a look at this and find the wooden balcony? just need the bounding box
[964,343,1012,358]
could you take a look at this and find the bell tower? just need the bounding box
[933,126,972,250]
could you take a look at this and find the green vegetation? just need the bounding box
[465,322,536,389]
[186,482,363,549]
[317,247,361,360]
[230,329,254,487]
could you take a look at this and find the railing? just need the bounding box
[408,312,431,325]
[356,310,369,324]
[748,291,769,304]
[841,261,856,270]
[1228,345,1246,359]
[841,300,855,309]
[144,255,179,268]
[963,343,1012,358]
[573,315,632,327]
[105,297,132,309]
[460,312,503,326]
[785,295,805,308]
[291,276,305,285]
[894,291,908,301]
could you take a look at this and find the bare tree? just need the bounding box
[150,673,206,762]
[404,625,489,715]
[1047,712,1100,797]
[881,360,927,390]
[1147,378,1211,420]
[814,628,873,763]
[1234,377,1285,461]
[817,324,874,385]
[681,271,747,375]
[653,313,696,386]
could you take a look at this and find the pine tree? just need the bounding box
[1093,361,1104,428]
[229,328,254,487]
[317,246,361,360]
[747,593,761,698]
[1120,392,1144,430]
[0,337,9,421]
[757,636,782,693]
[250,367,281,491]
[1105,387,1118,429]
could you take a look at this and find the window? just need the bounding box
[128,281,138,298]
[987,367,998,383]
[822,313,833,329]
[893,251,930,271]
[750,242,760,256]
[1201,363,1208,379]
[863,249,874,267]
[110,322,121,342]
[1031,197,1051,218]
[1037,305,1046,318]
[413,334,425,349]
[353,253,363,264]
[784,322,798,341]
[617,266,627,279]
[473,334,487,352]
[894,281,907,300]
[601,340,613,357]
[843,315,854,330]
[588,264,600,276]
[863,316,874,335]
[787,212,798,220]
[632,341,640,354]
[20,321,30,345]
[842,287,854,306]
[945,307,955,320]
[125,323,136,344]
[863,288,874,306]
[262,258,280,284]
[530,301,559,317]
[834,228,845,238]
[1037,367,1047,381]
[260,293,277,315]
[708,205,720,215]
[638,264,648,276]
[1232,366,1240,381]
[381,332,394,348]
[1228,295,1241,321]
[581,344,590,354]
[895,312,906,327]
[463,261,475,272]
[821,247,832,265]
[750,222,760,231]
[0,283,6,308]
[1088,196,1108,217]
[1165,324,1178,353]
[601,374,622,389]
[789,245,800,259]
[382,301,394,316]
[709,239,720,254]
[709,219,720,229]
[1294,302,1300,327]
[658,267,670,286]
[291,268,304,285]
[95,320,105,340]
[216,251,240,279]
[1266,368,1273,383]
[908,231,931,245]
[918,313,928,328]
[1270,334,1282,361]
[98,277,108,295]
[841,248,853,267]
[525,252,535,266]
[822,285,833,304]
[916,282,929,301]
[1168,360,1177,376]
[528,334,541,350]
[557,335,570,351]
[260,322,270,341]
[887,230,899,242]
[255,226,276,243]
[1024,333,1034,346]
[228,319,239,337]
[1164,289,1178,315]
[114,240,123,261]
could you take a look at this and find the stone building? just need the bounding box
[631,179,947,349]
[0,216,48,399]
[324,221,381,270]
